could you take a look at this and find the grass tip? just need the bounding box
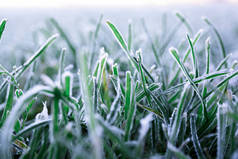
[197,29,204,34]
[126,71,132,76]
[113,63,118,67]
[61,47,67,52]
[186,32,191,38]
[106,20,111,25]
[1,18,8,23]
[206,37,211,43]
[174,11,182,16]
[169,47,177,53]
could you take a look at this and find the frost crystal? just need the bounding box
[35,102,49,122]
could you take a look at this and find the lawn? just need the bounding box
[0,9,238,159]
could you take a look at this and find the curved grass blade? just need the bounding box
[160,22,183,56]
[0,18,7,40]
[137,50,152,106]
[190,114,206,159]
[0,34,58,92]
[167,142,191,159]
[107,74,121,124]
[187,34,198,77]
[106,21,139,71]
[0,85,52,159]
[106,21,128,52]
[136,83,161,102]
[165,70,229,94]
[216,53,232,71]
[90,14,103,69]
[141,19,160,65]
[169,30,203,87]
[13,119,51,141]
[58,48,66,85]
[169,83,189,144]
[175,12,193,35]
[0,83,14,127]
[136,113,153,157]
[16,34,58,78]
[149,90,169,123]
[50,18,76,60]
[203,17,227,68]
[169,48,208,120]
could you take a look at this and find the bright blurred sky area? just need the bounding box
[0,0,237,8]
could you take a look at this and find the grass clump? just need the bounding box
[0,13,238,159]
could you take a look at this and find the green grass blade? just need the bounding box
[137,113,153,157]
[106,21,128,52]
[175,12,193,35]
[217,104,227,159]
[90,15,103,69]
[205,38,211,74]
[187,34,198,77]
[141,19,160,65]
[190,114,206,159]
[125,71,132,119]
[167,142,191,159]
[124,81,138,141]
[0,83,14,127]
[169,30,203,87]
[94,14,103,39]
[79,52,102,159]
[50,18,76,60]
[136,83,161,102]
[216,53,232,71]
[15,34,58,79]
[58,48,66,86]
[137,50,152,106]
[0,18,7,40]
[107,72,121,124]
[13,119,51,141]
[169,84,188,144]
[203,17,227,68]
[169,48,208,120]
[0,85,52,158]
[128,20,132,52]
[106,21,139,71]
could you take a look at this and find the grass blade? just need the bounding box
[124,81,138,141]
[141,19,161,65]
[203,17,227,68]
[50,18,76,62]
[205,38,211,74]
[0,85,52,158]
[0,83,14,127]
[175,12,193,35]
[125,71,132,119]
[167,142,191,159]
[106,21,128,52]
[0,18,7,40]
[187,34,199,77]
[217,103,227,159]
[169,48,208,120]
[190,114,206,159]
[79,52,102,159]
[13,119,51,141]
[128,20,132,52]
